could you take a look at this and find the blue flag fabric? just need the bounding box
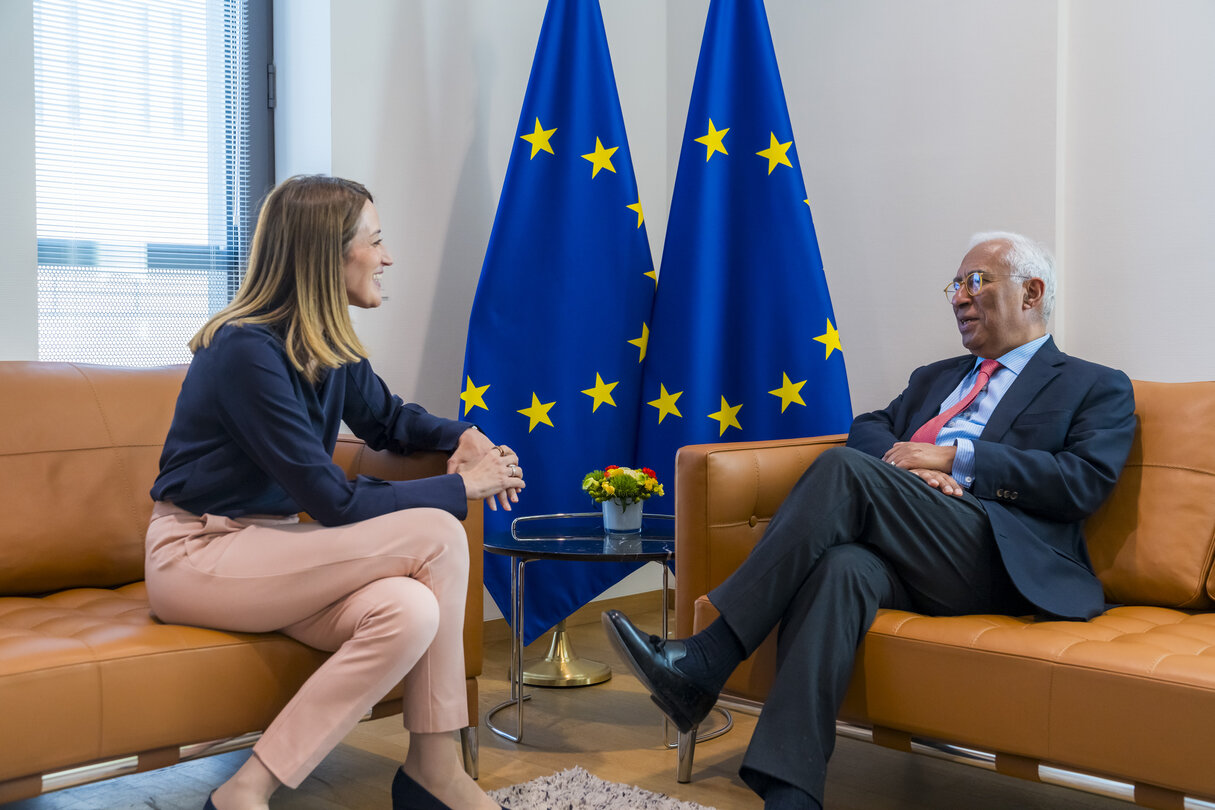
[636,0,853,502]
[462,0,656,645]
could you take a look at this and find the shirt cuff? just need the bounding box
[951,438,976,489]
[391,472,469,520]
[432,418,473,452]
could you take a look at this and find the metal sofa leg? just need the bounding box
[460,725,479,779]
[676,725,698,783]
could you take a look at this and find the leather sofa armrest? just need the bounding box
[674,434,847,637]
[331,436,484,678]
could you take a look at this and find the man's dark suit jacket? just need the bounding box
[847,337,1136,620]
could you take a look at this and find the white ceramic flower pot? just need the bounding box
[602,499,643,533]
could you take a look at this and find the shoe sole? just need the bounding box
[600,612,703,734]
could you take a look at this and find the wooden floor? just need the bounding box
[5,600,1133,810]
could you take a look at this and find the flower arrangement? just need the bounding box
[581,465,664,505]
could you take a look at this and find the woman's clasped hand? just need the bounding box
[446,427,526,511]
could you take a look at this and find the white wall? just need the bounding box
[272,0,331,179]
[1060,0,1215,381]
[1,0,37,361]
[763,0,1061,412]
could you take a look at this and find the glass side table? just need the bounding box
[483,512,732,750]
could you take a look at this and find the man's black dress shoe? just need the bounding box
[601,609,717,733]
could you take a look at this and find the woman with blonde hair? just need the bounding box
[147,175,520,810]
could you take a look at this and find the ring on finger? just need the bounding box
[508,463,518,476]
[497,445,507,457]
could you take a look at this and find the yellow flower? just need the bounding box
[603,483,615,496]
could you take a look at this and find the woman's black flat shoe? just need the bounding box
[203,791,218,810]
[391,768,451,810]
[391,768,506,809]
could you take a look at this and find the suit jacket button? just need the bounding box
[996,488,1005,498]
[1010,492,1018,500]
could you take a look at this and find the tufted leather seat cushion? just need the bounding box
[0,583,330,783]
[695,596,1215,797]
[857,606,1215,796]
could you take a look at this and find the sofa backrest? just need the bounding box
[0,361,187,595]
[1086,379,1215,609]
[0,361,481,601]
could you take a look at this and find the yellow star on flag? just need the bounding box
[708,396,743,436]
[757,132,793,175]
[518,393,556,432]
[628,323,649,362]
[459,376,490,416]
[768,373,807,412]
[626,200,644,228]
[581,373,618,412]
[644,268,658,286]
[814,319,843,359]
[648,384,683,423]
[519,118,556,159]
[694,119,729,161]
[581,137,618,178]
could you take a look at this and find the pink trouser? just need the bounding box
[145,501,470,788]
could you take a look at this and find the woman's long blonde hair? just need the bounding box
[190,175,372,383]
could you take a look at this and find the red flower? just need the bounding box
[641,467,657,479]
[604,465,620,473]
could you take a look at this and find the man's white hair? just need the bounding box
[968,231,1056,323]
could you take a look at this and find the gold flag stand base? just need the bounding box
[522,619,611,687]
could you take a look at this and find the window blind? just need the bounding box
[34,0,261,366]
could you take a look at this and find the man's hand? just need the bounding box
[906,468,965,497]
[882,441,956,474]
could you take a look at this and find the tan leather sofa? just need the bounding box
[0,361,483,803]
[675,380,1215,809]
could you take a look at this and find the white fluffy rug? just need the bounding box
[490,766,716,810]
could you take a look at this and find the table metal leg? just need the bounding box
[661,556,669,640]
[486,557,531,742]
[662,556,733,748]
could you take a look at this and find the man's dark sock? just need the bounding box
[763,780,822,810]
[676,615,745,694]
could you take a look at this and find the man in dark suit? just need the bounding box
[603,232,1136,810]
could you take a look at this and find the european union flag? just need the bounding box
[636,0,853,499]
[462,0,656,645]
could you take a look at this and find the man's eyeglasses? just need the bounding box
[944,272,1024,303]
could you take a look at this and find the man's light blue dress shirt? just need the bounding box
[933,334,1051,488]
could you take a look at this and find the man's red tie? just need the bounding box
[909,358,1002,444]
